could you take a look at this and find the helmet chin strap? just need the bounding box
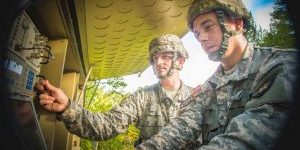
[166,53,180,77]
[208,33,230,61]
[173,63,182,70]
[208,10,243,62]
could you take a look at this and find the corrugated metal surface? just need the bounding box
[75,0,192,79]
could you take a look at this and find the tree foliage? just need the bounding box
[80,77,140,150]
[245,12,263,46]
[256,0,296,48]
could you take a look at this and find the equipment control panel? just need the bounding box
[5,11,51,101]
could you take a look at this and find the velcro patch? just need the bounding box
[192,85,203,98]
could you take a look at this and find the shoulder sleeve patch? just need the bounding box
[192,85,203,98]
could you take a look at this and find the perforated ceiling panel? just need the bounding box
[76,0,193,80]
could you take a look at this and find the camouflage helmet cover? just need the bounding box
[187,0,251,30]
[149,34,189,64]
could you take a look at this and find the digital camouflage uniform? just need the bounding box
[57,34,194,144]
[136,44,298,150]
[58,82,193,143]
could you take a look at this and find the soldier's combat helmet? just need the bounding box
[187,0,251,61]
[149,34,189,77]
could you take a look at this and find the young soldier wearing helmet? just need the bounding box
[136,0,298,149]
[35,34,195,145]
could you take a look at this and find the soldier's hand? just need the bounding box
[35,80,69,113]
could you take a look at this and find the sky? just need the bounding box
[121,0,275,93]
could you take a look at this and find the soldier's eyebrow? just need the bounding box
[193,19,214,33]
[201,19,214,27]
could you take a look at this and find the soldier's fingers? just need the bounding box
[39,94,55,101]
[39,99,54,105]
[44,80,57,92]
[35,82,45,91]
[42,104,53,111]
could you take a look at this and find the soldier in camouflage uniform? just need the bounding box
[136,0,298,149]
[35,34,195,144]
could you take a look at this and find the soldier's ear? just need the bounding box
[235,18,244,31]
[178,57,185,63]
[224,15,244,31]
[177,57,185,69]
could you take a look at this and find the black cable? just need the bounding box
[86,80,98,90]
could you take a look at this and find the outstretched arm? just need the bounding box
[57,96,140,140]
[35,80,142,140]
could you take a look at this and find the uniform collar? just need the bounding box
[157,80,190,101]
[207,44,255,89]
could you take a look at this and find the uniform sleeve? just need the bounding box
[58,91,144,141]
[136,96,204,150]
[197,51,298,150]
